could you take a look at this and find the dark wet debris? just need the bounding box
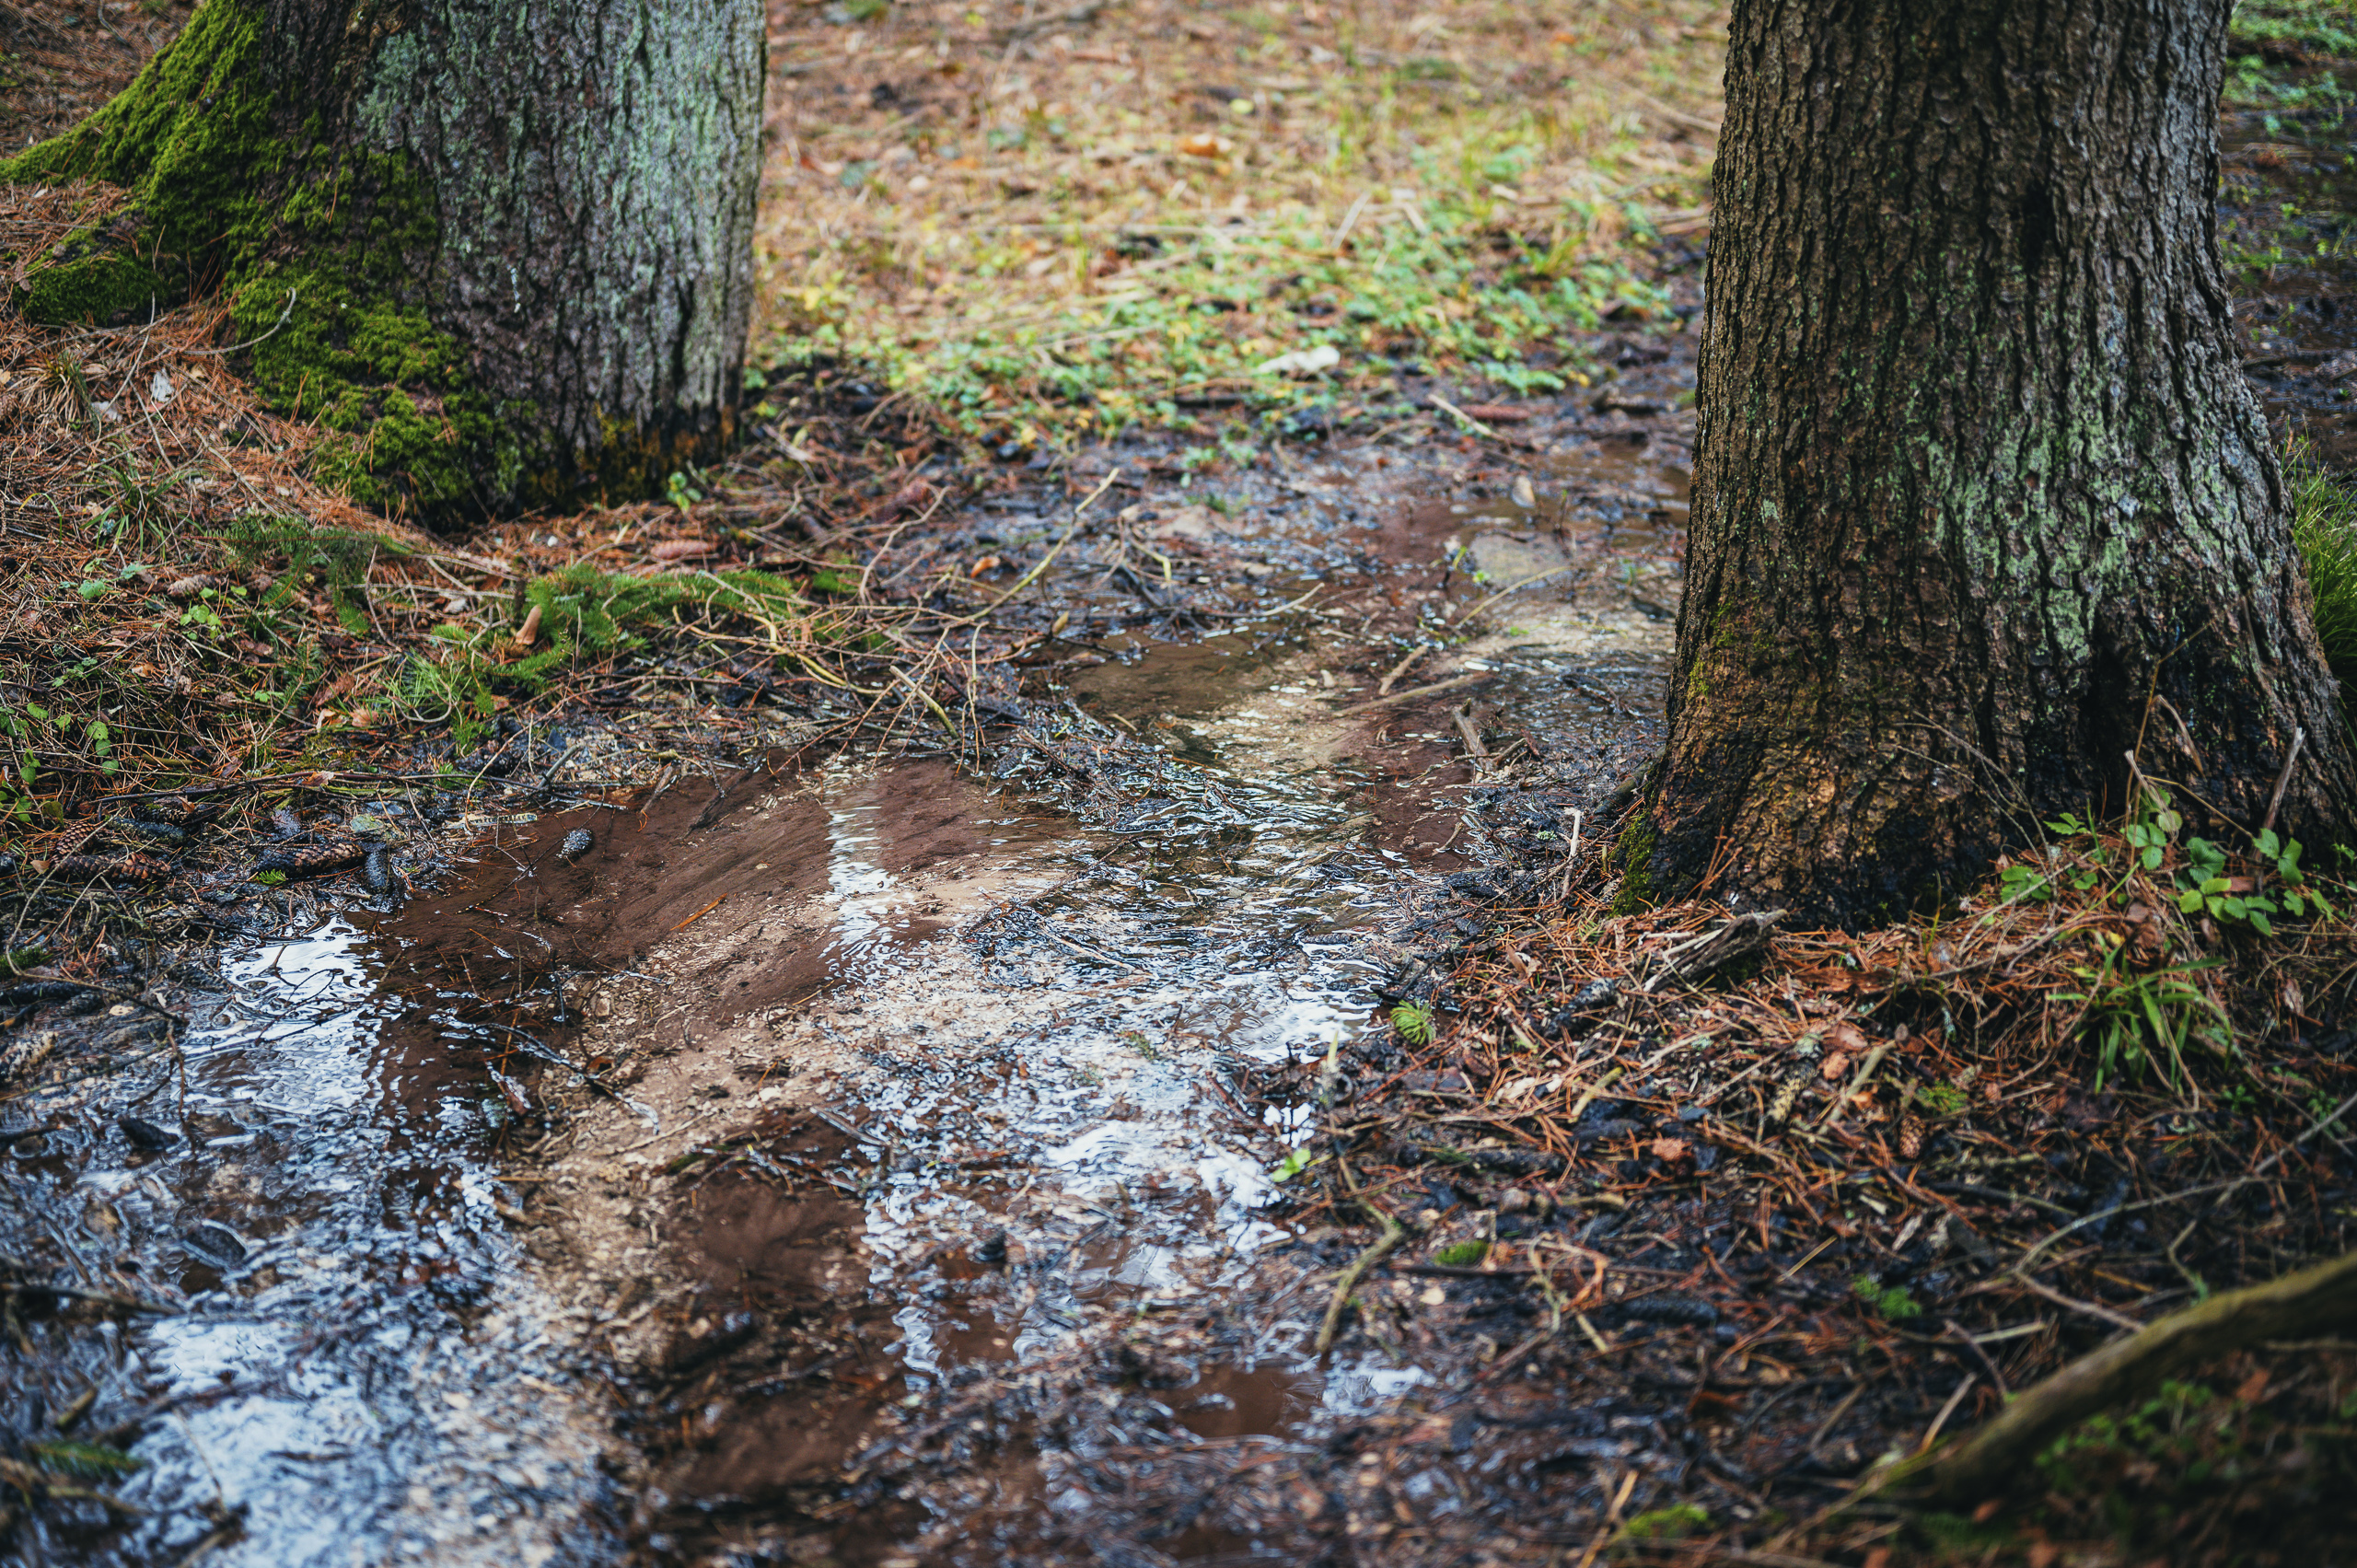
[114,1114,176,1151]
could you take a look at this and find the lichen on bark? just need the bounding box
[1641,0,2357,926]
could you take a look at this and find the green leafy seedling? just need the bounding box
[1390,1002,1435,1045]
[1270,1146,1324,1183]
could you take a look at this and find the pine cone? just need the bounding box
[255,839,366,877]
[51,853,174,884]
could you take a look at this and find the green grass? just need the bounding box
[2231,0,2357,59]
[765,193,1669,449]
[2293,451,2357,709]
[2225,1,2357,110]
[751,0,1721,454]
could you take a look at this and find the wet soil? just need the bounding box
[0,327,1697,1565]
[2221,91,2357,467]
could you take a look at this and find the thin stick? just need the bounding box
[2261,726,2305,835]
[1377,645,1426,695]
[946,468,1121,622]
[1451,703,1490,764]
[1450,563,1575,625]
[669,895,726,932]
[1330,189,1374,250]
[1430,392,1504,440]
[1336,670,1495,715]
[1573,1469,1641,1568]
[1918,1375,1977,1454]
[1818,1040,1893,1128]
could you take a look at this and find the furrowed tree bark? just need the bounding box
[2,0,763,521]
[1633,0,2357,924]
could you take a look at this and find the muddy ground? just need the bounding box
[2,312,1711,1566]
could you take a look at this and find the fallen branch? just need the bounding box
[1318,1196,1407,1356]
[1892,1248,2357,1505]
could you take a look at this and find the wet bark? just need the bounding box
[6,0,764,520]
[1640,0,2357,924]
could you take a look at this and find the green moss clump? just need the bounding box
[1620,1504,1710,1541]
[13,204,178,325]
[1610,811,1658,914]
[4,0,277,282]
[399,564,812,736]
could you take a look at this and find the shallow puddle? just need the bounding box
[6,434,1683,1565]
[9,920,615,1567]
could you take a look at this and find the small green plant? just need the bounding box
[1434,1240,1489,1266]
[2175,828,2331,935]
[2058,946,2233,1090]
[1390,1001,1435,1045]
[1915,1083,1969,1117]
[1270,1146,1324,1183]
[1620,1504,1710,1541]
[27,1439,144,1480]
[1852,1275,1922,1321]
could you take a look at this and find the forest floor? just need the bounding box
[4,4,2357,1568]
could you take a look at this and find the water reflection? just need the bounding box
[16,923,613,1568]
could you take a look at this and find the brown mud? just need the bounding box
[0,322,1700,1565]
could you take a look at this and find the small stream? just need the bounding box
[3,435,1683,1566]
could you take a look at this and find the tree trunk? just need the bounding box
[1631,0,2357,925]
[3,0,764,521]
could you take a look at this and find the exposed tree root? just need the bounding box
[1876,1248,2357,1507]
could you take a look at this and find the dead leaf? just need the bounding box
[1649,1137,1689,1162]
[1177,133,1233,158]
[1819,1052,1852,1083]
[970,554,1004,577]
[649,539,714,561]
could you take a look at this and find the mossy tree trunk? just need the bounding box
[1634,0,2357,925]
[4,0,764,522]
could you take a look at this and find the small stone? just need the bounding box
[118,1113,178,1150]
[559,828,594,863]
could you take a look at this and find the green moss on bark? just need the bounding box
[0,0,517,518]
[1611,812,1658,915]
[17,242,171,326]
[4,0,277,273]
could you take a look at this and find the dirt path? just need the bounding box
[392,396,1695,1563]
[2,330,1701,1564]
